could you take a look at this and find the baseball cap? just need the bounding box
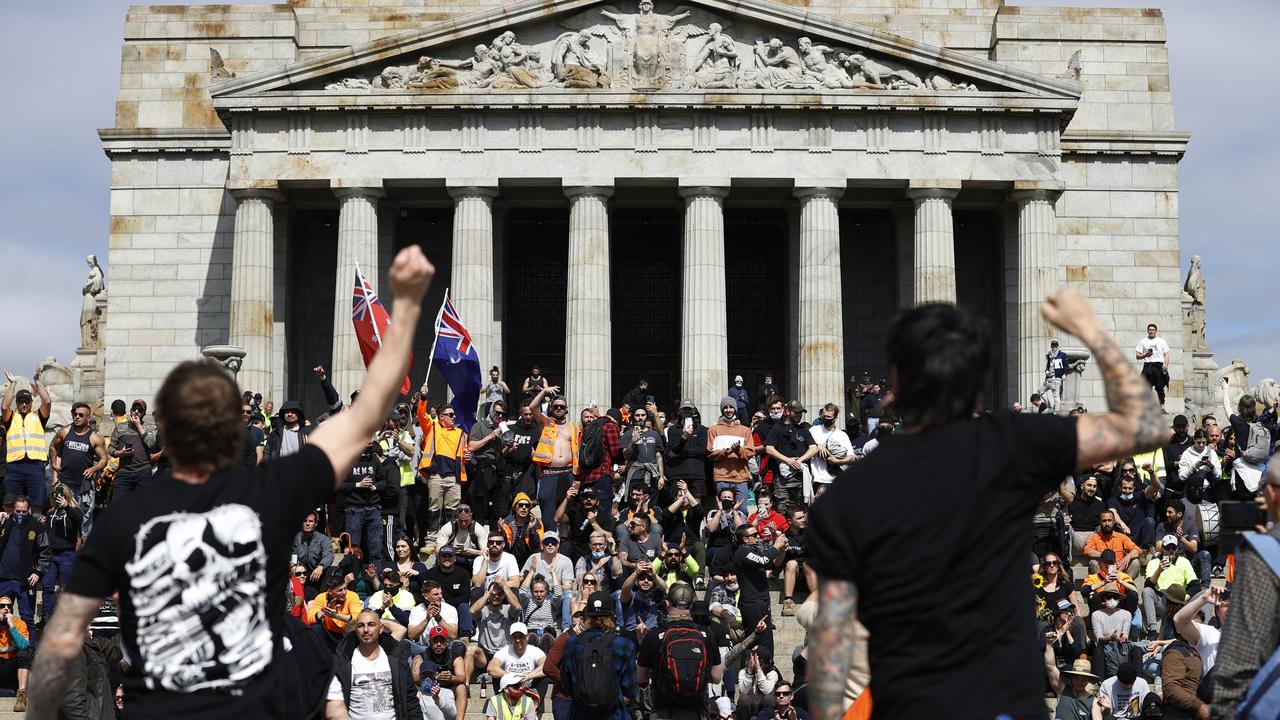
[509,622,529,636]
[679,399,696,410]
[1172,414,1189,428]
[1099,549,1117,564]
[785,400,806,414]
[428,626,449,640]
[14,389,32,402]
[500,675,523,690]
[1161,534,1178,548]
[1055,598,1073,612]
[438,545,456,556]
[541,531,560,545]
[579,486,598,498]
[584,590,613,617]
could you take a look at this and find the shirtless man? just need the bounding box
[529,386,578,526]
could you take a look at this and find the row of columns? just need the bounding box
[227,180,1060,411]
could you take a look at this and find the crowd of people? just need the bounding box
[2,246,1277,720]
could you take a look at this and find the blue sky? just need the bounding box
[0,0,1275,384]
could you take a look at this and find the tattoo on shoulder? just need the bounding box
[809,578,859,720]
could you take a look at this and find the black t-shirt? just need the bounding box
[807,411,1077,720]
[58,427,98,490]
[636,619,722,710]
[242,426,264,469]
[505,422,537,468]
[731,542,778,604]
[765,423,814,460]
[64,444,335,718]
[423,562,472,609]
[1067,495,1106,532]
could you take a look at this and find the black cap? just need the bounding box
[1099,549,1117,564]
[1172,414,1189,428]
[14,389,32,402]
[584,591,614,617]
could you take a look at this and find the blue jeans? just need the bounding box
[561,589,576,629]
[0,579,36,625]
[114,468,152,504]
[4,461,48,507]
[553,697,573,720]
[41,550,76,619]
[345,506,383,562]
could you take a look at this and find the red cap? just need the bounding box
[428,626,449,640]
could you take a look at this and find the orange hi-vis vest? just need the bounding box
[532,419,578,472]
[415,400,468,483]
[5,412,47,462]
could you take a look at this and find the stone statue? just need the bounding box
[841,52,925,89]
[489,32,545,88]
[600,0,691,88]
[407,57,461,90]
[1183,255,1208,352]
[80,255,106,350]
[927,73,978,92]
[552,31,609,88]
[688,23,739,89]
[797,37,858,89]
[752,39,814,89]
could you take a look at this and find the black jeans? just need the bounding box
[1141,362,1168,404]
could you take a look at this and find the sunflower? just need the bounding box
[1032,572,1045,589]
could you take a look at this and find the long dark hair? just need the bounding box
[886,303,992,431]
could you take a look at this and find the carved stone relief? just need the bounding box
[322,1,985,94]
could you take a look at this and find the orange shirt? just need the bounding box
[1081,570,1137,596]
[0,617,29,660]
[305,590,362,633]
[1083,531,1138,560]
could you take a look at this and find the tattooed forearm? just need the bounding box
[1076,328,1167,467]
[810,576,859,720]
[27,593,101,720]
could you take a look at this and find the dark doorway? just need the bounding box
[503,209,569,392]
[840,210,896,383]
[611,209,681,410]
[955,210,1006,407]
[726,209,789,412]
[397,208,455,403]
[288,209,337,416]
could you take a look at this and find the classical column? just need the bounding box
[795,186,845,414]
[448,186,499,372]
[564,185,613,410]
[331,185,384,397]
[907,181,960,304]
[679,185,730,415]
[1013,186,1061,404]
[228,188,279,395]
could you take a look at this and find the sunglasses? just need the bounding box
[488,540,505,546]
[515,503,531,508]
[1043,560,1060,567]
[582,579,597,585]
[457,506,472,513]
[743,532,758,539]
[293,571,305,577]
[551,405,567,410]
[441,412,456,417]
[775,690,792,697]
[0,603,11,609]
[73,412,89,418]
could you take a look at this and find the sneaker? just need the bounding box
[1212,564,1225,579]
[694,577,706,591]
[14,689,26,712]
[782,599,795,617]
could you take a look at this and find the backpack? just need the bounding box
[1237,532,1280,720]
[578,419,607,471]
[574,631,620,712]
[655,622,711,699]
[1242,422,1272,465]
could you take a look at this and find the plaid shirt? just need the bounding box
[1209,524,1280,719]
[560,628,638,720]
[584,420,621,485]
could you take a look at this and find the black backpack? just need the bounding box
[578,419,607,471]
[574,631,620,711]
[656,623,711,699]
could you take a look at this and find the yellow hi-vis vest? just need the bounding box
[6,412,48,462]
[532,420,578,472]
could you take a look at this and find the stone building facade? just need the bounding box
[101,0,1190,418]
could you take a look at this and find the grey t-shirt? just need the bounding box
[622,428,664,465]
[280,427,300,457]
[474,603,519,654]
[1090,609,1133,640]
[616,532,663,566]
[520,553,575,599]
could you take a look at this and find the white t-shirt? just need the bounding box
[474,552,521,588]
[407,601,460,639]
[807,424,852,484]
[1098,676,1150,720]
[1135,337,1170,364]
[327,647,396,720]
[1194,622,1221,673]
[862,438,880,455]
[492,644,546,677]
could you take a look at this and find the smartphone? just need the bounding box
[646,395,655,404]
[684,418,693,431]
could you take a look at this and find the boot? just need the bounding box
[14,689,27,712]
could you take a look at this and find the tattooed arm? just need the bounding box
[1041,290,1168,469]
[27,592,101,720]
[809,576,859,720]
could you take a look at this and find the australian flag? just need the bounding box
[351,264,413,395]
[431,291,482,430]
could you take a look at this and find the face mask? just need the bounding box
[1120,493,1134,502]
[725,582,739,592]
[769,411,783,420]
[11,513,27,524]
[821,418,834,427]
[590,550,606,561]
[721,413,735,423]
[1104,598,1119,609]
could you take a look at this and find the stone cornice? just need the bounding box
[98,128,230,156]
[213,91,1077,114]
[1061,130,1190,158]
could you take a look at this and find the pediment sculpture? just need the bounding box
[323,1,983,93]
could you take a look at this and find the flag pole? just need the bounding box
[423,288,449,387]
